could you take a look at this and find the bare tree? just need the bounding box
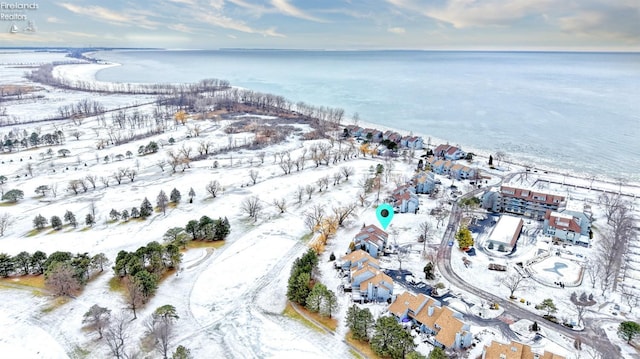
[357,191,367,207]
[45,262,81,296]
[419,221,432,253]
[50,183,58,198]
[304,205,325,232]
[257,152,265,164]
[494,151,506,167]
[124,276,144,319]
[273,198,287,214]
[82,304,111,339]
[157,190,169,215]
[156,160,167,172]
[249,169,259,185]
[126,169,137,182]
[85,174,97,189]
[68,179,82,195]
[305,184,315,200]
[332,202,358,226]
[500,272,531,299]
[295,186,305,204]
[113,170,125,185]
[570,292,596,327]
[205,180,221,198]
[145,305,179,359]
[583,260,601,289]
[0,213,12,236]
[599,193,623,225]
[104,312,131,359]
[332,172,343,186]
[241,195,262,220]
[340,166,354,180]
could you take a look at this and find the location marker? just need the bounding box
[376,203,394,230]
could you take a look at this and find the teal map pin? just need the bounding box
[376,204,394,230]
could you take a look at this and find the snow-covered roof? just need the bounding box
[488,215,523,247]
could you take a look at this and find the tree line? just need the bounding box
[113,240,182,319]
[0,250,109,296]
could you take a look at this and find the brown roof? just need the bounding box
[389,292,429,317]
[351,263,379,279]
[548,212,582,233]
[483,340,534,359]
[357,225,389,241]
[359,271,394,291]
[446,146,460,155]
[340,250,379,267]
[500,186,565,206]
[433,307,465,348]
[413,299,443,330]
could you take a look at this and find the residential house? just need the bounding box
[431,159,448,175]
[405,136,424,149]
[338,249,379,271]
[482,340,566,359]
[450,164,477,180]
[392,191,419,213]
[482,185,566,220]
[390,292,473,350]
[350,264,394,302]
[413,171,436,194]
[370,129,384,143]
[543,200,591,245]
[434,144,466,160]
[353,224,389,258]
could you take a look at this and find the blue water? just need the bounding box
[94,50,640,181]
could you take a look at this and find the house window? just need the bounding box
[521,191,529,197]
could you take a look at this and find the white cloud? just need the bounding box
[46,17,65,24]
[58,3,160,29]
[194,12,285,37]
[387,27,406,34]
[169,23,195,33]
[270,0,327,22]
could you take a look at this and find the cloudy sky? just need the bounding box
[1,0,638,50]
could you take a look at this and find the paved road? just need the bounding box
[435,173,621,357]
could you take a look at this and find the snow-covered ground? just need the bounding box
[1,51,639,359]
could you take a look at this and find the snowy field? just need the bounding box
[1,51,639,359]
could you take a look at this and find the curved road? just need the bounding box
[435,173,621,357]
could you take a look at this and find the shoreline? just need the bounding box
[53,60,639,188]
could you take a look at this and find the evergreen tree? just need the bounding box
[33,214,48,230]
[30,250,47,274]
[121,209,130,221]
[85,213,95,227]
[320,289,338,318]
[213,217,231,240]
[0,253,15,277]
[428,347,447,359]
[64,210,77,228]
[306,283,327,313]
[131,207,140,218]
[156,190,168,215]
[140,197,153,217]
[14,251,32,275]
[185,220,199,240]
[188,188,195,203]
[50,215,63,230]
[170,188,181,203]
[423,262,435,280]
[618,321,640,344]
[346,305,374,341]
[109,209,120,221]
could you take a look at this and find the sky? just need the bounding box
[0,0,638,51]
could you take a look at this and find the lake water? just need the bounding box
[94,50,640,181]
